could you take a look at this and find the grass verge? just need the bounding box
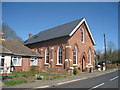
[3,79,26,86]
[2,71,68,86]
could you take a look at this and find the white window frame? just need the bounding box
[73,46,77,66]
[56,45,63,66]
[44,48,49,65]
[88,50,91,65]
[30,57,38,66]
[81,28,85,43]
[12,56,22,66]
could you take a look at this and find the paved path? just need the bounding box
[2,69,119,89]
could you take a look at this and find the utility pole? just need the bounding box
[104,33,107,69]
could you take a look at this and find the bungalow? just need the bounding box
[24,18,96,72]
[0,33,43,74]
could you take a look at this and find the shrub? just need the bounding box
[73,67,78,75]
[78,67,81,70]
[82,69,86,72]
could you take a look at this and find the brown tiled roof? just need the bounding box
[0,39,43,57]
[0,44,12,54]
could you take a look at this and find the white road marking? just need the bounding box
[89,83,105,90]
[110,76,119,81]
[35,85,49,88]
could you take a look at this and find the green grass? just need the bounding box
[3,79,26,86]
[3,71,68,86]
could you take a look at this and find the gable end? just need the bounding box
[69,18,96,45]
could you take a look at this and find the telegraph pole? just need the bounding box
[104,33,107,69]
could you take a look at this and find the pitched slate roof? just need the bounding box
[0,39,43,57]
[24,18,96,45]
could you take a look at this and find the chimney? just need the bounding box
[29,33,33,38]
[0,33,4,40]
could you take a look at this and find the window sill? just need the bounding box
[56,64,63,66]
[30,65,38,66]
[73,64,78,66]
[44,63,50,66]
[81,42,85,44]
[88,64,91,66]
[0,66,4,69]
[11,65,22,67]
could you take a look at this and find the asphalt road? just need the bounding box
[48,70,119,89]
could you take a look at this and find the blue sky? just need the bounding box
[2,2,118,51]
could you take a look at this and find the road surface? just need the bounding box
[48,70,119,89]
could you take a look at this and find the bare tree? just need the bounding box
[0,24,23,43]
[107,41,118,63]
[96,49,102,61]
[107,41,115,53]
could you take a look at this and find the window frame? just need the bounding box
[81,28,85,43]
[56,45,63,66]
[44,48,49,65]
[30,57,38,66]
[88,50,91,65]
[12,56,22,66]
[73,46,77,66]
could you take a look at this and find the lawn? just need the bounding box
[2,71,69,86]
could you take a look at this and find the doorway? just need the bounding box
[82,56,85,70]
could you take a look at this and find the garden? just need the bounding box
[1,71,68,86]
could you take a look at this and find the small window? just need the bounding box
[88,50,91,65]
[1,59,4,66]
[57,45,63,65]
[73,46,77,65]
[30,57,38,66]
[45,48,49,64]
[0,55,5,67]
[81,28,85,43]
[12,56,22,66]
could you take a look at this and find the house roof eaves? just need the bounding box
[12,53,44,58]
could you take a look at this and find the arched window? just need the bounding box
[88,50,91,65]
[73,46,77,65]
[45,48,49,64]
[81,28,85,43]
[57,45,63,65]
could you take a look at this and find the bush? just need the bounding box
[78,67,81,70]
[73,67,78,75]
[2,75,14,80]
[82,69,86,72]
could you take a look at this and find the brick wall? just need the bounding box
[67,22,94,70]
[106,64,120,68]
[26,22,95,72]
[46,68,69,74]
[14,57,43,72]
